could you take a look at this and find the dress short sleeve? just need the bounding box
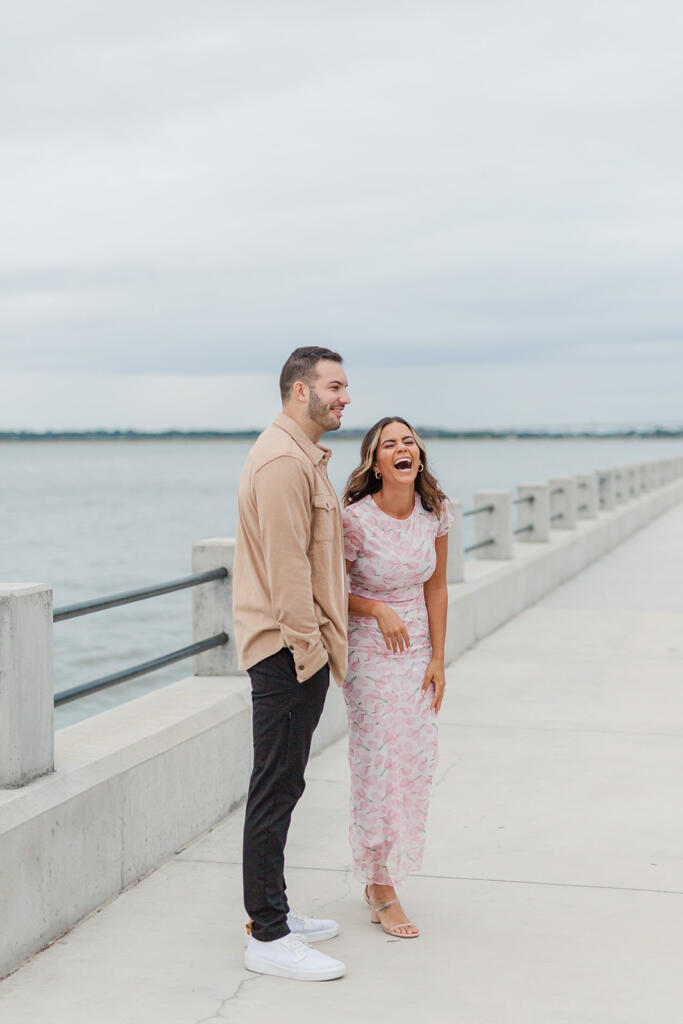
[342,505,364,561]
[436,500,455,538]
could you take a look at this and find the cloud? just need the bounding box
[1,0,683,393]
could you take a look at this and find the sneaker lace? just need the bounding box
[282,933,309,960]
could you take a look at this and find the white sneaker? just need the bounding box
[287,909,340,942]
[244,933,345,981]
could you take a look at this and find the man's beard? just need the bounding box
[308,390,340,432]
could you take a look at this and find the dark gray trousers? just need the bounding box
[242,647,329,941]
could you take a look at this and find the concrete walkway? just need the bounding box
[3,502,683,1023]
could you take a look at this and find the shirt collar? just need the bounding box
[272,412,331,466]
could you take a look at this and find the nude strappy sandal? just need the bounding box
[364,886,420,938]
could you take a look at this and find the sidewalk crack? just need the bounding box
[194,975,257,1023]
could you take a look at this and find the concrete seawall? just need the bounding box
[1,474,683,979]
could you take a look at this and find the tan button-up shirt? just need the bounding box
[233,413,348,685]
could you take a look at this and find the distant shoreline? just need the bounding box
[2,429,683,442]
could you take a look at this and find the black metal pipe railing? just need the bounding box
[53,568,228,622]
[512,495,534,506]
[513,524,534,535]
[54,632,228,706]
[53,568,231,705]
[463,504,494,518]
[550,512,563,521]
[550,486,564,495]
[464,537,495,553]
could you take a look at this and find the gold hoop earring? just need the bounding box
[418,463,424,473]
[374,470,382,479]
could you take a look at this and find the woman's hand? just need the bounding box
[422,658,446,714]
[373,602,411,654]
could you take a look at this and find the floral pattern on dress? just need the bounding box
[342,493,453,885]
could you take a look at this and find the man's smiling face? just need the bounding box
[306,359,350,432]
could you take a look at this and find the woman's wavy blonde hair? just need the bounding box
[342,416,448,516]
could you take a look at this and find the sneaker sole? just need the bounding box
[244,954,345,981]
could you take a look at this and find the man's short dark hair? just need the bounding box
[279,347,343,402]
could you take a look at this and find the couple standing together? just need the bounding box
[233,347,452,981]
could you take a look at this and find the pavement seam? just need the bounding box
[440,722,683,738]
[170,860,683,897]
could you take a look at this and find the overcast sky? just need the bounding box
[2,0,682,430]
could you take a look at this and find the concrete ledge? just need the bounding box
[0,674,346,978]
[1,477,682,978]
[445,476,683,662]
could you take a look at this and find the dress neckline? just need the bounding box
[369,492,418,522]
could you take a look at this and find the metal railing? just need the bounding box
[53,568,227,621]
[53,569,229,707]
[463,503,494,517]
[463,537,495,553]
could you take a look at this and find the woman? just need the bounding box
[342,416,452,939]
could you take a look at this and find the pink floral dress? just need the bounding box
[342,493,453,885]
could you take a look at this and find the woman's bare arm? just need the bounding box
[345,559,411,653]
[422,533,449,712]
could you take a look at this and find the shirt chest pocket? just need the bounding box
[311,493,334,542]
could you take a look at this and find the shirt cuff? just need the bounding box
[282,636,329,683]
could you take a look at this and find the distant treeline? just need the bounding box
[2,428,683,441]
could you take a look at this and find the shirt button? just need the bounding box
[288,645,294,651]
[298,664,304,671]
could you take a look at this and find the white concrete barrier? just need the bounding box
[473,490,513,559]
[446,499,464,583]
[575,473,598,518]
[548,477,577,530]
[598,469,616,511]
[2,456,683,978]
[613,467,627,504]
[443,474,683,664]
[515,484,550,542]
[192,538,238,675]
[0,585,54,788]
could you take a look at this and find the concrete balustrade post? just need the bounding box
[647,462,660,491]
[0,584,54,788]
[597,470,616,510]
[613,467,627,503]
[575,473,599,518]
[446,499,464,583]
[626,465,638,498]
[548,477,577,529]
[473,491,513,559]
[515,484,550,542]
[637,463,648,494]
[192,539,239,675]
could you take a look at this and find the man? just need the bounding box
[233,347,351,981]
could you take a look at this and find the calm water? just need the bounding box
[2,436,682,728]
